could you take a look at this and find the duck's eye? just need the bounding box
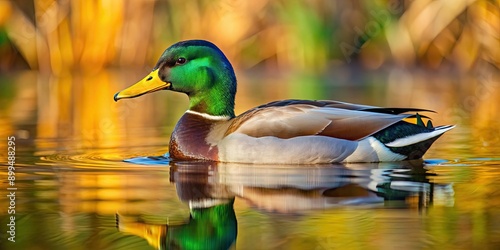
[176,57,187,65]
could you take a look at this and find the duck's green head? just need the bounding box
[114,40,236,117]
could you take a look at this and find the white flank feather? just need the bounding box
[343,136,406,162]
[217,133,357,164]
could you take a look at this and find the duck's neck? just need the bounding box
[188,71,236,118]
[189,93,235,118]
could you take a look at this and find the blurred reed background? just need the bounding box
[1,0,498,73]
[0,0,499,152]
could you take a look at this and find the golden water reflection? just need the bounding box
[1,160,451,249]
[1,146,500,249]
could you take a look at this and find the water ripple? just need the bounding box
[38,146,170,169]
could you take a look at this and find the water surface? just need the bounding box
[1,70,499,249]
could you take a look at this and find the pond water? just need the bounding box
[1,69,500,249]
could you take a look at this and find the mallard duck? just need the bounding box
[114,40,454,164]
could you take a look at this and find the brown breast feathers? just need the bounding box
[169,112,220,161]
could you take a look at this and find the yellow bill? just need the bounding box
[114,69,171,101]
[116,213,166,250]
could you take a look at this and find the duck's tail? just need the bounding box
[385,125,455,148]
[374,122,455,160]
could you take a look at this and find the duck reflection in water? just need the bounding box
[117,160,453,249]
[117,162,237,250]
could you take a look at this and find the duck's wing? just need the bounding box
[259,99,434,114]
[226,100,429,141]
